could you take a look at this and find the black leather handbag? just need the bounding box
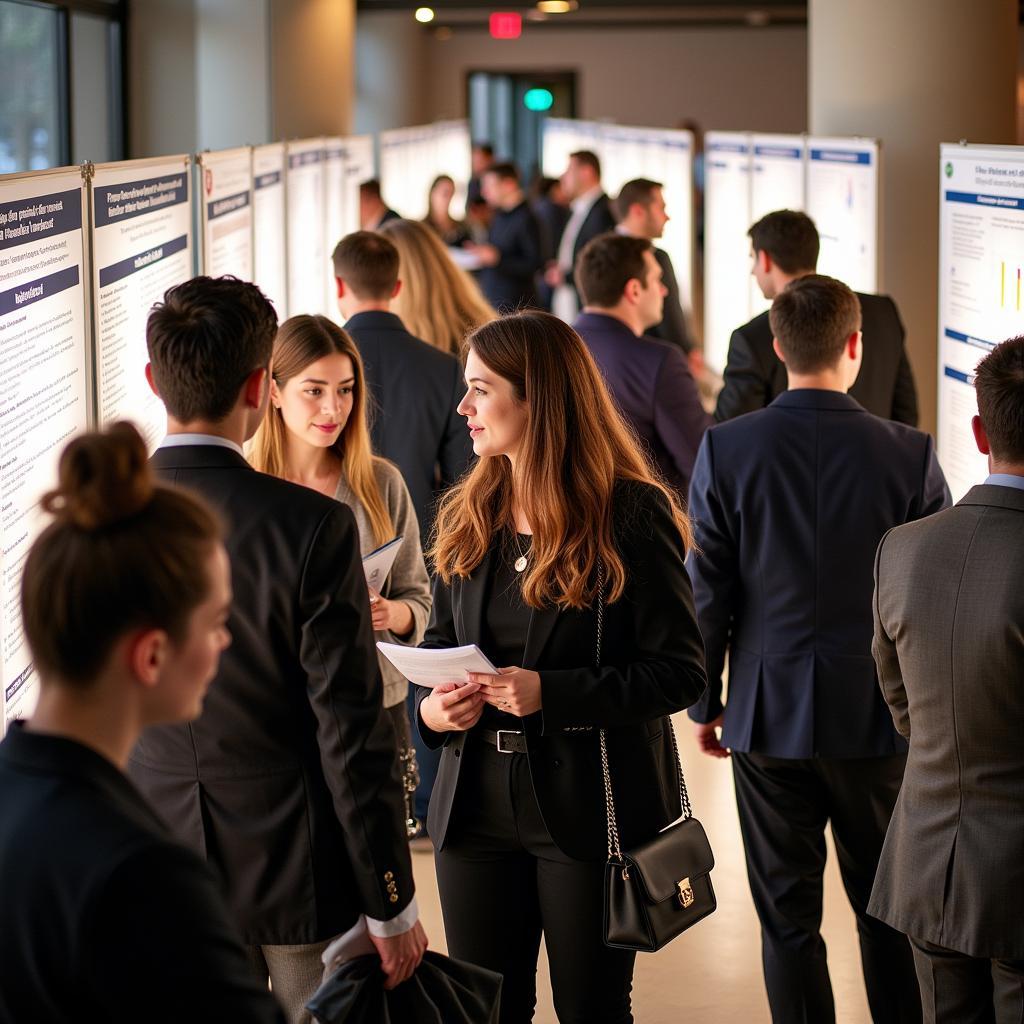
[595,567,717,953]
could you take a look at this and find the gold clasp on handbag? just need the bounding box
[677,878,694,908]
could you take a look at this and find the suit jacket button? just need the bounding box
[384,871,394,881]
[389,893,399,903]
[552,760,561,768]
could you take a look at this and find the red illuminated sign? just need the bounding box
[489,12,522,39]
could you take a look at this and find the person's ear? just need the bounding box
[971,415,991,456]
[145,363,160,397]
[846,331,861,359]
[243,367,267,410]
[335,276,345,300]
[392,279,402,299]
[127,628,168,690]
[758,250,772,276]
[269,376,282,411]
[625,278,642,305]
[772,337,786,364]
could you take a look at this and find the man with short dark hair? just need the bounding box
[359,178,400,231]
[715,209,918,425]
[546,149,617,321]
[466,140,495,207]
[134,276,426,1024]
[614,177,697,359]
[333,232,472,541]
[869,334,1024,1023]
[572,232,710,493]
[688,274,949,1024]
[468,162,543,313]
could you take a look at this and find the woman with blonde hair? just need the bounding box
[416,311,708,1023]
[379,217,496,356]
[250,315,430,833]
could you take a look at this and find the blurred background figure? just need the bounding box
[360,178,401,231]
[531,176,570,311]
[422,174,471,248]
[466,141,495,208]
[380,218,496,357]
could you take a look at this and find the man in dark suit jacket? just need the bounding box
[545,149,617,321]
[132,277,426,1021]
[467,162,543,313]
[333,231,473,541]
[714,209,918,425]
[572,232,710,494]
[359,178,400,231]
[614,177,697,358]
[869,335,1024,1023]
[688,275,949,1024]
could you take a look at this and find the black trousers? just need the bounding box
[911,937,1024,1024]
[732,751,922,1024]
[434,738,635,1024]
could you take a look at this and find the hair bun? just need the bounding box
[43,422,154,530]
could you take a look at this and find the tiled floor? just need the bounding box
[412,714,875,1024]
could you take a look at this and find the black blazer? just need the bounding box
[0,724,283,1023]
[346,310,474,541]
[130,444,413,945]
[687,391,950,759]
[713,292,919,425]
[479,199,544,313]
[416,481,708,861]
[646,247,695,355]
[563,194,617,298]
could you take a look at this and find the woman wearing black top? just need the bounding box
[0,423,283,1024]
[417,312,708,1023]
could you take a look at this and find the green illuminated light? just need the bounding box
[523,88,554,112]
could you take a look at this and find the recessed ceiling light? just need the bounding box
[414,6,435,23]
[537,1,578,13]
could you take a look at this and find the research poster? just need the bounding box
[323,138,346,322]
[342,135,375,242]
[937,143,1024,499]
[252,142,287,320]
[749,134,805,315]
[380,121,471,221]
[91,157,192,452]
[703,132,752,373]
[806,136,879,294]
[0,168,90,730]
[286,139,325,321]
[198,146,252,281]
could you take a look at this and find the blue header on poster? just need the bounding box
[207,189,250,221]
[0,189,81,251]
[289,150,323,170]
[754,145,801,159]
[810,148,872,166]
[944,190,1023,211]
[94,173,188,227]
[98,233,188,288]
[0,265,79,317]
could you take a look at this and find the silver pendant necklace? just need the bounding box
[513,532,531,573]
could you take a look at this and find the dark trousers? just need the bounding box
[732,751,921,1024]
[434,738,635,1024]
[911,937,1024,1024]
[407,688,440,826]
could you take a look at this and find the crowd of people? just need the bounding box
[0,141,1021,1024]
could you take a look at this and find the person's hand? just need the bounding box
[370,920,428,990]
[470,667,542,717]
[368,592,413,636]
[419,679,485,733]
[466,242,500,267]
[693,713,730,758]
[688,349,705,379]
[543,262,564,287]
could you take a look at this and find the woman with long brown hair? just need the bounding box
[421,174,471,248]
[379,217,496,355]
[249,315,431,832]
[416,311,708,1023]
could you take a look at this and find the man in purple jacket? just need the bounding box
[573,232,711,494]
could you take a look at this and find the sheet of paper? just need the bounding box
[362,535,402,591]
[376,643,499,688]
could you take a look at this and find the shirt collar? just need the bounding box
[571,185,604,214]
[984,472,1024,492]
[158,433,245,458]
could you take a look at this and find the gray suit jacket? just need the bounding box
[868,484,1024,959]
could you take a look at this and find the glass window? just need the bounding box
[0,1,64,174]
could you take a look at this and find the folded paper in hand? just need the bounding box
[362,536,403,591]
[376,643,499,688]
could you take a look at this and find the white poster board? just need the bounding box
[323,138,346,322]
[806,136,880,293]
[0,167,91,730]
[285,139,325,319]
[197,146,252,281]
[379,120,471,221]
[252,143,287,320]
[703,132,753,373]
[91,156,192,452]
[342,135,375,239]
[938,142,1024,500]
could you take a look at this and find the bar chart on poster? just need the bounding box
[938,142,1024,500]
[0,168,91,730]
[91,156,192,453]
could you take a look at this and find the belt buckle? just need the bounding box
[496,730,523,754]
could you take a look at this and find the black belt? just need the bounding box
[476,728,529,754]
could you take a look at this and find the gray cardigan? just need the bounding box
[334,459,431,708]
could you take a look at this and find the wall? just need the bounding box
[355,11,428,136]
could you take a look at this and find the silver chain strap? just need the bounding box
[595,562,692,865]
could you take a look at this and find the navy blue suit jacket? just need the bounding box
[574,311,711,494]
[686,390,950,758]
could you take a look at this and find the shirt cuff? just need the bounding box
[365,897,419,938]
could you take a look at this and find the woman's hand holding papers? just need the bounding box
[420,679,485,733]
[469,667,542,717]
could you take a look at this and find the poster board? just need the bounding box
[197,146,253,281]
[252,143,287,320]
[379,121,471,221]
[323,138,347,322]
[91,155,192,453]
[937,142,1024,499]
[285,139,325,320]
[0,166,91,730]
